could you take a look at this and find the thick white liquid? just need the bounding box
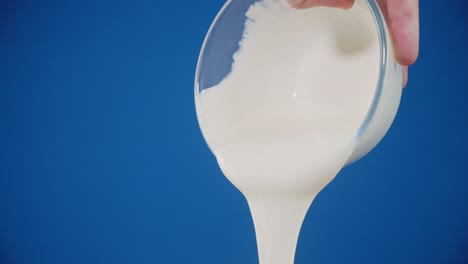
[196,1,379,263]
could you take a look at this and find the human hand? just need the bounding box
[288,0,419,87]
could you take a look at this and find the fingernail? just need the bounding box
[332,0,355,10]
[402,66,408,88]
[287,0,305,7]
[287,0,355,10]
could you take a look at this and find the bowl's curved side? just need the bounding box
[347,0,403,164]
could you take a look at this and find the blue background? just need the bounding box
[1,0,467,263]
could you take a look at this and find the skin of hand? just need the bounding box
[288,0,419,87]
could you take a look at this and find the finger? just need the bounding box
[288,0,355,9]
[402,65,408,88]
[386,0,419,65]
